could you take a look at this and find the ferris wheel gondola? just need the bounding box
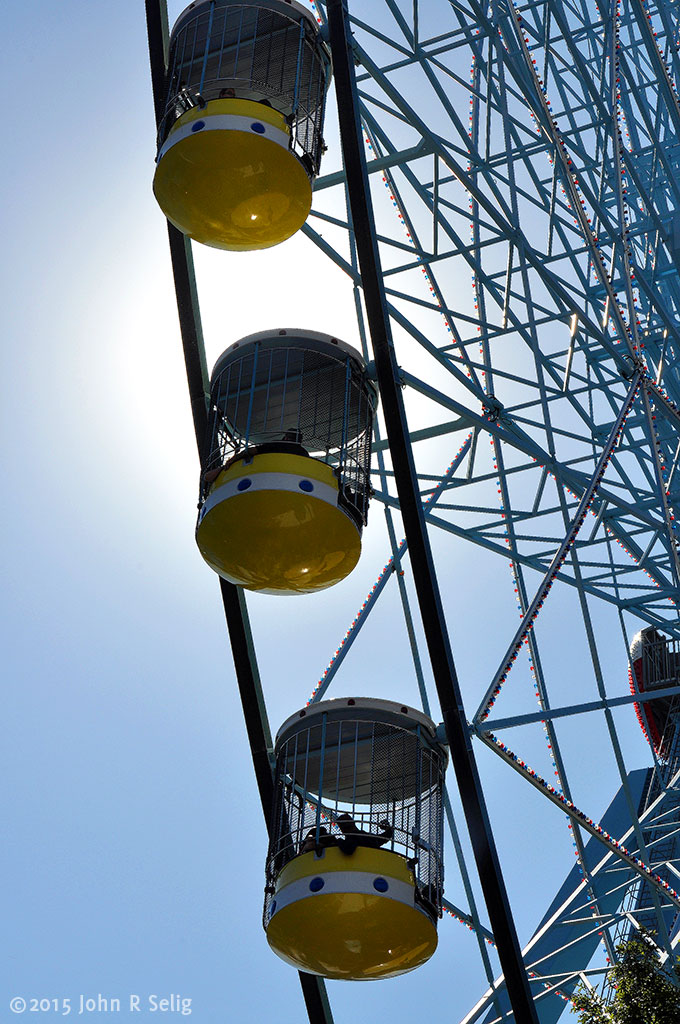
[153,0,331,250]
[264,698,447,979]
[196,329,378,593]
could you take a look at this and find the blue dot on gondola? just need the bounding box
[299,480,314,492]
[237,478,252,491]
[192,120,205,132]
[251,122,266,134]
[373,877,389,892]
[309,877,324,892]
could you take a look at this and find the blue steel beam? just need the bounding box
[471,770,650,1024]
[310,0,680,1015]
[326,1,540,1017]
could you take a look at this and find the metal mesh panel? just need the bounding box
[611,630,680,956]
[201,341,376,527]
[642,633,680,690]
[636,630,680,762]
[159,2,329,173]
[264,714,446,926]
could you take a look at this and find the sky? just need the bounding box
[1,2,661,1023]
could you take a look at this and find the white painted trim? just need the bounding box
[199,471,339,523]
[268,870,416,921]
[158,114,290,160]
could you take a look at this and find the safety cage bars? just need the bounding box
[157,0,331,175]
[264,701,447,926]
[200,333,377,529]
[634,630,680,763]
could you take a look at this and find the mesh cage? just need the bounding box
[158,1,330,174]
[264,706,447,927]
[636,629,680,761]
[612,630,680,959]
[201,337,377,527]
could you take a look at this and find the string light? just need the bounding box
[486,730,680,904]
[365,129,455,338]
[307,436,474,703]
[480,379,641,721]
[508,0,647,357]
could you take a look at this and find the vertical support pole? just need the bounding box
[563,313,578,392]
[433,154,439,256]
[197,1,216,96]
[502,242,513,330]
[547,160,557,258]
[293,19,306,116]
[414,725,422,840]
[244,344,260,448]
[325,2,539,1020]
[315,713,327,841]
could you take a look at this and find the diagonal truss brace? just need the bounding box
[474,371,644,724]
[480,733,680,912]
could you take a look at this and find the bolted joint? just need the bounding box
[483,395,504,420]
[620,354,644,379]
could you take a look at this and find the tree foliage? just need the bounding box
[571,929,680,1023]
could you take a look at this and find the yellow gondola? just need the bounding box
[196,450,361,594]
[266,846,438,980]
[264,699,448,979]
[153,0,331,250]
[196,330,377,595]
[154,98,312,251]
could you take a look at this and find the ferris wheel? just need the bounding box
[145,0,680,1020]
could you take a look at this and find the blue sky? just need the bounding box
[2,2,659,1021]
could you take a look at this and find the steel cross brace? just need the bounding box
[482,682,680,732]
[347,36,631,373]
[628,0,680,141]
[398,369,675,598]
[309,433,474,703]
[444,0,643,372]
[309,172,675,598]
[317,3,667,479]
[478,736,680,913]
[473,371,643,724]
[503,0,638,364]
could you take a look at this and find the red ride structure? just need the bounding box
[629,629,680,760]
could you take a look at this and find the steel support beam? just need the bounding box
[326,1,539,1019]
[481,682,680,732]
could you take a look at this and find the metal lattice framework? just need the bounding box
[305,0,680,1016]
[146,0,680,1020]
